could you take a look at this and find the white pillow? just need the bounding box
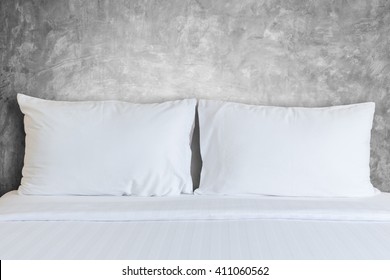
[18,94,196,196]
[196,99,378,197]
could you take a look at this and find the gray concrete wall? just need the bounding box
[1,0,389,196]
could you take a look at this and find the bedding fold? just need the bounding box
[1,191,390,222]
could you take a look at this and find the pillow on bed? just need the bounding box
[196,99,378,197]
[17,94,196,196]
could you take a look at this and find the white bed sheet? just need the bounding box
[1,191,390,259]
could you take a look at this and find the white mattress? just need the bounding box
[1,191,390,259]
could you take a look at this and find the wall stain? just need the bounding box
[1,0,390,195]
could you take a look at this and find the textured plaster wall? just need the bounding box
[1,0,389,195]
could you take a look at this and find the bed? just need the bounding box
[1,94,389,260]
[1,190,390,259]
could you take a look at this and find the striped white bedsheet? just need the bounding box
[1,191,390,259]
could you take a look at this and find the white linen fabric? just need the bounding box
[1,191,390,259]
[197,100,377,197]
[17,94,196,196]
[2,219,390,259]
[1,191,390,222]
